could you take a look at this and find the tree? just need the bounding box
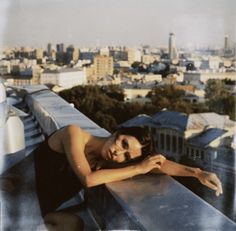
[205,79,236,120]
[205,79,225,100]
[186,62,196,71]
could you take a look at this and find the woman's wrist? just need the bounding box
[194,167,202,178]
[135,164,144,175]
[184,166,202,178]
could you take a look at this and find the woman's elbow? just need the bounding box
[83,175,96,188]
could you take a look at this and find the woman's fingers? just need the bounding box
[203,175,223,196]
[149,155,166,163]
[210,175,223,196]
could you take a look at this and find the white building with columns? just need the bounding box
[120,111,235,164]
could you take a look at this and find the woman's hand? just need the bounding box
[197,170,223,196]
[137,154,166,174]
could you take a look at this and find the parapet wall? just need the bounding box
[24,85,109,137]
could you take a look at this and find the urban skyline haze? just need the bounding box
[0,0,235,49]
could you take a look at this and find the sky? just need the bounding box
[0,0,235,49]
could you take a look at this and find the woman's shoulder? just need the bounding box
[63,124,87,136]
[48,125,89,153]
[49,125,84,142]
[61,124,91,142]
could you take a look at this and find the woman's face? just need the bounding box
[101,133,143,163]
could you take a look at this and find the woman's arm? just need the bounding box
[85,155,166,187]
[62,125,165,187]
[153,159,223,196]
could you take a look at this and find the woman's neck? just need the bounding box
[85,135,108,157]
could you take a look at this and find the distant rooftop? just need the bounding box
[125,110,236,132]
[43,67,83,74]
[188,128,228,147]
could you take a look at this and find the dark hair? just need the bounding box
[116,126,153,161]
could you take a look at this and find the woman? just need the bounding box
[34,125,223,230]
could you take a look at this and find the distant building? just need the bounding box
[96,75,121,86]
[35,48,44,60]
[94,55,113,80]
[123,88,151,103]
[127,73,162,85]
[32,65,43,84]
[56,43,64,53]
[40,68,86,89]
[141,54,156,65]
[168,33,179,63]
[110,48,128,61]
[127,48,141,64]
[224,35,229,51]
[84,65,96,83]
[100,47,110,56]
[65,45,79,64]
[11,76,33,86]
[121,111,235,164]
[47,43,52,56]
[0,60,11,75]
[184,71,236,85]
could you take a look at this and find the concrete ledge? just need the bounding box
[98,174,236,230]
[23,85,109,137]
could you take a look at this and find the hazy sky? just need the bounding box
[0,0,235,48]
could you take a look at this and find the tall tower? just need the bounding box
[168,33,178,63]
[224,35,229,51]
[47,43,52,56]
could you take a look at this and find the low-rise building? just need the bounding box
[121,111,235,167]
[40,68,86,89]
[0,60,11,75]
[184,71,236,84]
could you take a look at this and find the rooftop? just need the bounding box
[43,68,83,74]
[123,110,235,132]
[188,128,228,147]
[0,83,235,230]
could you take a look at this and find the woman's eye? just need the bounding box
[122,139,129,149]
[124,152,131,161]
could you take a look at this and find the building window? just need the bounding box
[201,150,204,160]
[187,147,189,155]
[166,134,170,151]
[151,127,156,135]
[178,137,183,154]
[160,133,165,150]
[196,149,200,158]
[191,148,195,158]
[172,135,177,153]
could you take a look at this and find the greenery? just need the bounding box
[205,79,235,120]
[59,84,226,132]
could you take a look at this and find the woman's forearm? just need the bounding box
[85,155,165,187]
[85,165,142,187]
[157,159,201,177]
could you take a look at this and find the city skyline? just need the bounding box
[0,0,235,49]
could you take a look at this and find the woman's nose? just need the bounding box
[113,149,124,156]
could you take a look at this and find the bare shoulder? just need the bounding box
[48,125,86,152]
[64,124,82,134]
[62,124,90,143]
[63,124,90,137]
[48,125,90,154]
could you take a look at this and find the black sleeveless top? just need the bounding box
[34,130,83,217]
